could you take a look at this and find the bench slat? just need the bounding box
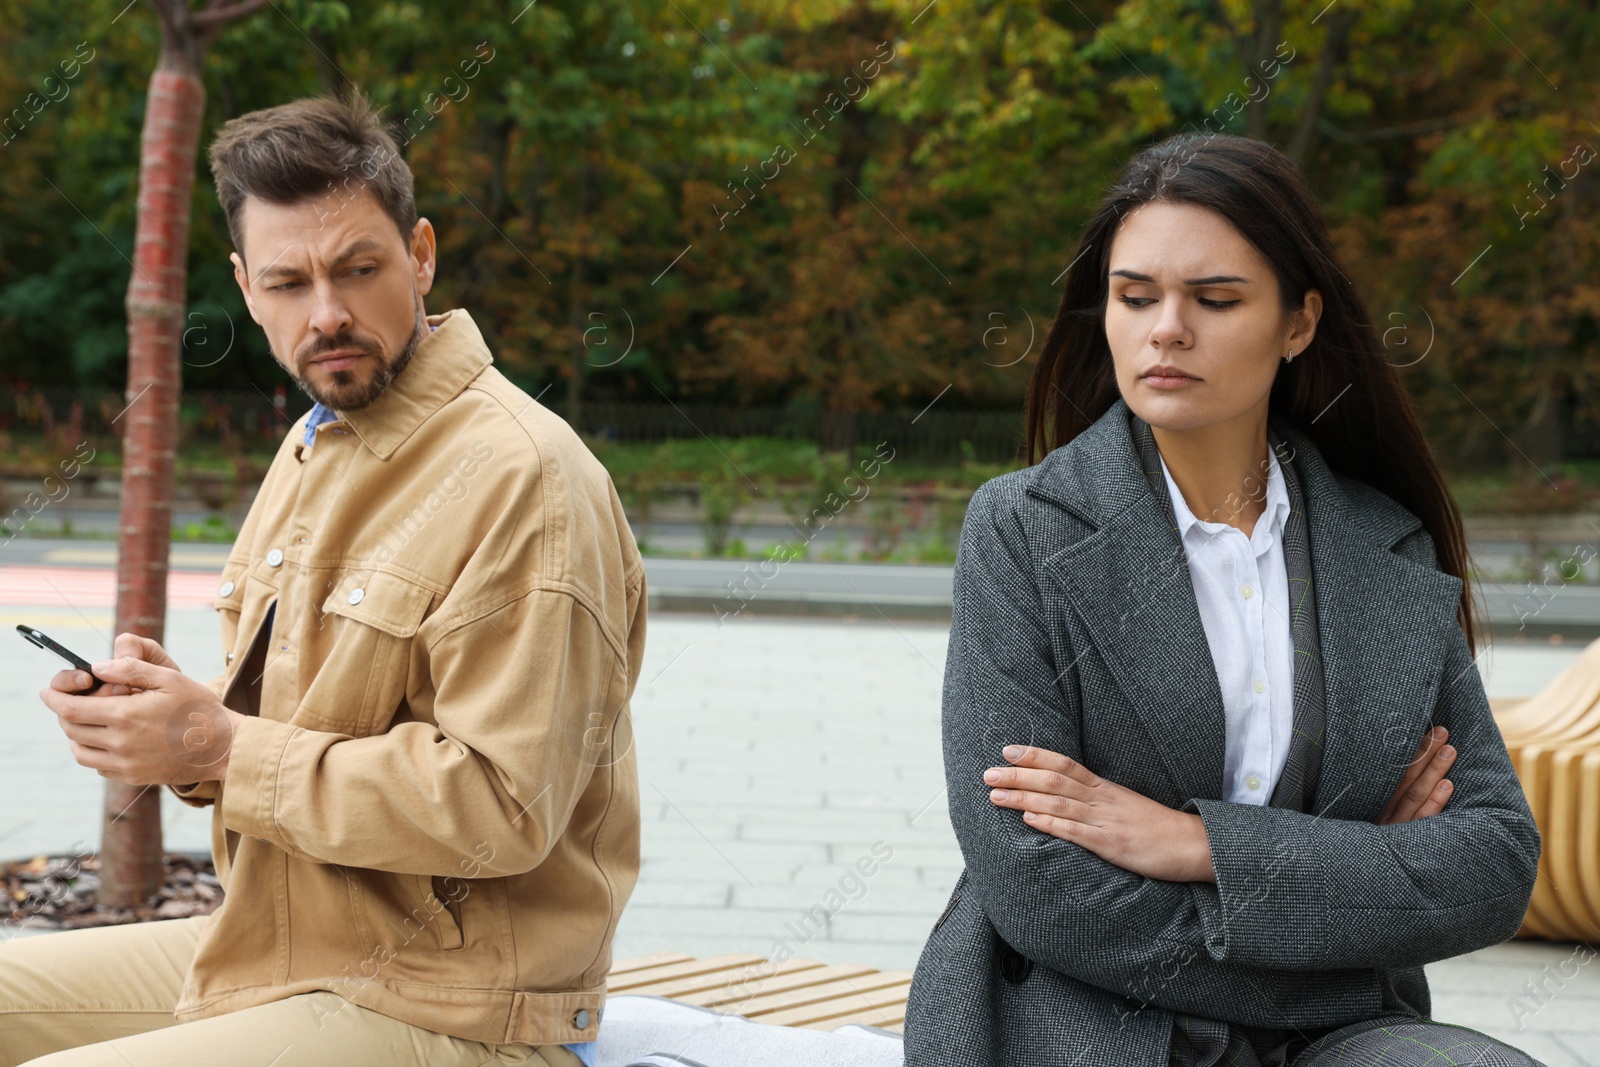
[751,978,912,1028]
[616,958,825,999]
[606,952,912,1035]
[682,962,880,1010]
[607,953,767,992]
[802,1003,907,1032]
[609,952,696,976]
[740,971,912,1018]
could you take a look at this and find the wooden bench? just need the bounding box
[1488,647,1600,942]
[607,952,909,1032]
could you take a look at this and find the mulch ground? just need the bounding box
[2,852,223,931]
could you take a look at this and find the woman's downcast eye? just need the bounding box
[1115,294,1241,310]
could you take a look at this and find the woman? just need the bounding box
[904,133,1543,1066]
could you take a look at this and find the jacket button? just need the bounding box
[998,941,1033,984]
[347,587,365,605]
[573,1009,590,1029]
[219,580,235,597]
[266,549,284,567]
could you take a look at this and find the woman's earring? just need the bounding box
[1284,347,1296,364]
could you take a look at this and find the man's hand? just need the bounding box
[39,632,241,786]
[1376,726,1456,824]
[986,745,1216,883]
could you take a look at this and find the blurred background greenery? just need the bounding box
[1,0,1596,556]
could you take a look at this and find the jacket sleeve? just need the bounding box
[165,667,228,808]
[944,481,1384,1020]
[1182,526,1541,971]
[216,579,642,878]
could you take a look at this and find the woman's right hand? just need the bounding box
[1376,726,1457,824]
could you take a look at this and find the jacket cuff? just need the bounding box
[167,779,220,809]
[1184,797,1328,967]
[219,714,295,846]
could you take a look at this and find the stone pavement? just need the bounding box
[1,602,1596,1064]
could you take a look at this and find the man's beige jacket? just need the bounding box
[167,308,646,1047]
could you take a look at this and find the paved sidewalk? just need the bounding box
[1,604,1596,1063]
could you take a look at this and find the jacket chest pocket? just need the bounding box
[297,570,434,736]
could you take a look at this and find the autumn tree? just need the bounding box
[103,0,272,906]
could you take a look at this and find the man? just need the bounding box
[7,91,646,1067]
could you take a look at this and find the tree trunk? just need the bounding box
[1286,6,1357,167]
[567,160,591,432]
[102,0,268,907]
[1243,0,1283,142]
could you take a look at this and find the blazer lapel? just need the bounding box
[1283,421,1466,818]
[1032,401,1230,804]
[1027,398,1465,816]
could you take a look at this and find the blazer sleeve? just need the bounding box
[1182,525,1541,971]
[943,480,1385,1019]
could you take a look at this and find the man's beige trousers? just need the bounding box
[0,918,584,1067]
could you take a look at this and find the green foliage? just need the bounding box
[174,515,239,543]
[0,0,1591,474]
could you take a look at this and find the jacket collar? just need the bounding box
[331,308,493,462]
[1024,394,1423,550]
[1024,395,1464,815]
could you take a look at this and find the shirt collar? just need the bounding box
[298,309,492,461]
[1157,441,1290,545]
[302,401,339,447]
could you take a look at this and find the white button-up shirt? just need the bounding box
[1157,447,1294,805]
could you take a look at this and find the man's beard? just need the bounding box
[284,304,426,412]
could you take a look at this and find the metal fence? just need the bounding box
[0,386,311,450]
[581,402,1026,462]
[13,385,1600,468]
[0,388,1029,463]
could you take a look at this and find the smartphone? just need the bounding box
[16,625,103,693]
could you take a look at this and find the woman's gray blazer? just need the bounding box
[903,396,1541,1065]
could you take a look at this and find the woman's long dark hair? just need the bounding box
[1024,132,1481,654]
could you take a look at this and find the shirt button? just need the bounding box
[219,580,235,597]
[1253,679,1266,694]
[1246,774,1262,791]
[573,1009,591,1029]
[266,548,284,567]
[1240,583,1254,599]
[347,587,365,605]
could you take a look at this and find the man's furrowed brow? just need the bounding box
[253,236,388,285]
[329,236,388,265]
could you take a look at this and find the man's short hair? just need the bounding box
[207,89,417,264]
